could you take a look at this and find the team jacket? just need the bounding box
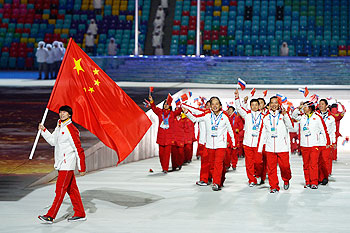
[41,119,86,172]
[227,112,244,148]
[184,117,196,144]
[235,98,262,147]
[331,103,346,138]
[292,109,330,147]
[257,110,294,153]
[185,110,235,149]
[172,115,186,147]
[184,104,206,145]
[151,101,182,146]
[318,111,336,145]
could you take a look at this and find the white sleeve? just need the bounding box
[40,128,57,146]
[257,119,267,153]
[185,111,206,123]
[292,109,302,122]
[225,116,235,146]
[235,98,247,120]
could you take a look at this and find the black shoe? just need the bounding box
[177,165,182,171]
[232,166,236,170]
[67,216,87,222]
[196,156,200,160]
[311,184,318,189]
[260,180,265,185]
[196,181,209,186]
[304,184,311,189]
[38,215,53,224]
[321,178,328,185]
[270,189,279,193]
[208,178,213,185]
[162,170,168,174]
[284,182,290,190]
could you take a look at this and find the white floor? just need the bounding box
[1,149,350,233]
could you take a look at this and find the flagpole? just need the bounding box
[29,38,74,160]
[29,108,49,160]
[135,0,139,56]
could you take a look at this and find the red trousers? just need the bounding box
[47,170,85,219]
[261,149,268,181]
[266,152,292,191]
[301,146,320,186]
[290,132,299,153]
[225,147,238,169]
[199,146,211,182]
[171,145,184,169]
[196,143,205,157]
[318,146,331,182]
[159,145,171,172]
[244,146,262,183]
[184,143,193,162]
[207,148,226,186]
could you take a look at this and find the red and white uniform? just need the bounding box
[151,101,182,172]
[292,109,330,186]
[318,110,336,180]
[331,103,346,161]
[235,98,263,184]
[258,110,293,191]
[41,118,86,219]
[186,110,235,186]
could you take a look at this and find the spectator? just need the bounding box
[52,41,63,79]
[35,41,48,80]
[59,42,66,60]
[85,31,95,54]
[45,44,55,79]
[153,25,163,36]
[93,0,102,15]
[133,42,143,55]
[161,0,168,9]
[153,16,164,29]
[108,38,117,56]
[152,31,163,48]
[155,45,164,55]
[156,6,165,21]
[280,42,289,56]
[88,19,98,38]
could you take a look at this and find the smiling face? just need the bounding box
[227,108,234,116]
[163,102,170,110]
[258,99,265,110]
[250,101,259,112]
[59,111,70,121]
[303,104,311,114]
[270,97,279,112]
[210,98,221,114]
[319,101,328,112]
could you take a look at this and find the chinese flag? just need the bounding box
[263,90,268,97]
[181,93,189,102]
[304,87,309,97]
[166,93,173,106]
[47,39,152,164]
[250,88,256,97]
[149,87,154,93]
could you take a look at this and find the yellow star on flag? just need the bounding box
[94,79,100,86]
[93,68,99,75]
[73,58,85,75]
[88,87,94,93]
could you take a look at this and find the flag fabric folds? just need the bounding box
[263,90,268,97]
[251,88,256,97]
[238,78,246,91]
[46,39,152,164]
[298,87,309,97]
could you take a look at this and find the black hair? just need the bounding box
[228,106,235,111]
[304,101,316,112]
[59,105,73,117]
[319,99,328,105]
[331,103,338,109]
[250,98,259,106]
[257,98,266,105]
[210,96,222,106]
[269,96,278,102]
[163,101,172,111]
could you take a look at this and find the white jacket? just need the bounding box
[292,109,330,147]
[235,98,262,147]
[258,110,294,153]
[184,104,206,145]
[35,48,49,63]
[41,119,86,172]
[52,47,63,62]
[186,110,235,149]
[318,111,336,145]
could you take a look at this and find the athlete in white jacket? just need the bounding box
[38,106,86,224]
[317,99,336,185]
[234,89,263,186]
[292,101,330,189]
[257,96,294,193]
[183,97,235,191]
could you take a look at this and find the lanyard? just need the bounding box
[321,112,329,121]
[251,112,261,129]
[303,113,312,128]
[231,112,236,125]
[269,112,280,128]
[162,113,170,123]
[211,112,223,127]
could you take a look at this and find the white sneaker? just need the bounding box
[196,181,208,186]
[249,182,256,187]
[256,177,262,185]
[67,216,87,222]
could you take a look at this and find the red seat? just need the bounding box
[220,29,227,35]
[212,50,220,55]
[230,1,238,6]
[15,28,22,33]
[19,51,26,58]
[220,25,228,31]
[347,45,350,50]
[201,5,206,11]
[212,34,219,40]
[27,47,34,53]
[339,45,346,50]
[211,30,219,36]
[180,29,188,35]
[188,39,195,44]
[2,47,10,52]
[206,1,214,6]
[181,25,188,30]
[189,24,196,30]
[182,11,190,16]
[172,30,180,35]
[173,20,181,25]
[189,16,196,21]
[26,57,34,69]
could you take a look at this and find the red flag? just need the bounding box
[149,87,154,93]
[181,93,189,102]
[304,87,309,97]
[166,93,173,106]
[263,90,268,97]
[251,88,256,97]
[277,96,282,106]
[46,39,152,164]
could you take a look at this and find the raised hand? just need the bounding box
[234,89,239,99]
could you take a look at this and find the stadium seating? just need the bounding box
[0,0,150,69]
[170,0,350,57]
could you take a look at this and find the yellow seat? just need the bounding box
[213,11,221,17]
[112,10,119,15]
[62,28,69,34]
[48,19,56,24]
[20,38,28,43]
[203,44,211,50]
[89,4,94,10]
[42,14,50,20]
[28,38,36,43]
[214,0,222,6]
[222,6,229,12]
[20,0,27,4]
[81,4,88,10]
[339,50,347,56]
[54,28,61,34]
[120,5,127,11]
[126,15,134,21]
[347,50,350,56]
